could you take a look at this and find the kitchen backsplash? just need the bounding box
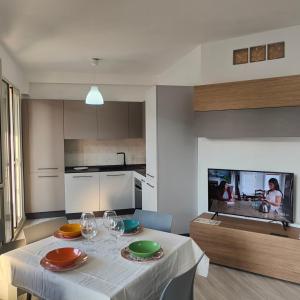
[65,139,146,166]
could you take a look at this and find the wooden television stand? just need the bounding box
[190,213,300,284]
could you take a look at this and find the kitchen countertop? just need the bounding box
[65,164,146,176]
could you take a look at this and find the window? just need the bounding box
[0,80,24,243]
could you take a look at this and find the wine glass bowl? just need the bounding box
[103,210,117,230]
[110,217,125,241]
[80,212,98,243]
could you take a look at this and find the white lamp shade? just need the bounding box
[85,86,104,105]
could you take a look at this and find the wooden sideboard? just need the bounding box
[190,213,300,284]
[193,74,300,111]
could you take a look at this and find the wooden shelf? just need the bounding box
[193,75,300,111]
[190,213,300,284]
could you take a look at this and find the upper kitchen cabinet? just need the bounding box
[64,100,98,139]
[129,102,144,138]
[23,99,64,172]
[98,102,129,139]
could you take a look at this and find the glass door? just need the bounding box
[0,79,25,243]
[10,87,24,229]
[1,80,12,242]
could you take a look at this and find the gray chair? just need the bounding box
[133,209,173,232]
[23,216,68,244]
[160,252,205,300]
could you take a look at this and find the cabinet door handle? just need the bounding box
[72,176,93,178]
[146,173,154,178]
[38,167,59,170]
[106,174,125,177]
[38,175,59,178]
[147,183,155,188]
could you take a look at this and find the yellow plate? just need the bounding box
[59,224,81,237]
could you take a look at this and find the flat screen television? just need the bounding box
[208,168,294,223]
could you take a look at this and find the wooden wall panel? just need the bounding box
[191,213,300,284]
[194,75,300,111]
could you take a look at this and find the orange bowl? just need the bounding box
[58,224,81,237]
[45,247,82,267]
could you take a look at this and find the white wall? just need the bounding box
[156,45,202,86]
[29,83,149,102]
[198,138,300,224]
[0,43,29,93]
[201,25,300,84]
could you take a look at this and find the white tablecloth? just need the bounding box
[0,224,209,300]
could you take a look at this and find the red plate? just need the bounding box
[41,252,88,272]
[45,247,82,267]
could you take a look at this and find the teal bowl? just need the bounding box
[128,240,161,258]
[124,219,140,233]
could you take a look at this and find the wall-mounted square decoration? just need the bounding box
[233,48,248,65]
[250,45,266,63]
[268,42,285,60]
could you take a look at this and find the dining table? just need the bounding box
[0,219,209,300]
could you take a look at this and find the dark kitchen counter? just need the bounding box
[65,164,146,174]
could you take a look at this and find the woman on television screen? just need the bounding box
[264,178,283,213]
[217,181,233,201]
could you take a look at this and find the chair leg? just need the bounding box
[26,293,32,300]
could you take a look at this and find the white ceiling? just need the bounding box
[1,0,300,83]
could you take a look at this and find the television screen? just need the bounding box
[208,168,294,223]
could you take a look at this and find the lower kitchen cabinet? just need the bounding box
[65,173,100,213]
[142,179,157,211]
[100,171,133,211]
[26,172,65,213]
[65,171,134,213]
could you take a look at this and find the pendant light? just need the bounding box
[85,58,104,105]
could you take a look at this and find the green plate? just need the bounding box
[128,240,161,258]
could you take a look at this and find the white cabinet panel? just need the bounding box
[27,172,65,213]
[100,171,133,211]
[145,87,157,180]
[142,180,157,211]
[65,173,100,213]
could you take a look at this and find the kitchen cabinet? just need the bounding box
[145,87,157,200]
[129,102,144,138]
[23,99,64,172]
[64,100,98,139]
[142,180,157,211]
[99,171,133,210]
[23,99,65,213]
[26,172,65,213]
[65,173,100,213]
[98,102,129,139]
[63,100,144,140]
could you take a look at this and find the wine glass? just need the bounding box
[109,217,125,250]
[80,212,98,250]
[103,210,117,230]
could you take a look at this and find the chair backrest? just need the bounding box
[23,217,68,244]
[133,209,173,233]
[160,252,205,300]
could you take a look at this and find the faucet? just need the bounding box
[117,152,126,166]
